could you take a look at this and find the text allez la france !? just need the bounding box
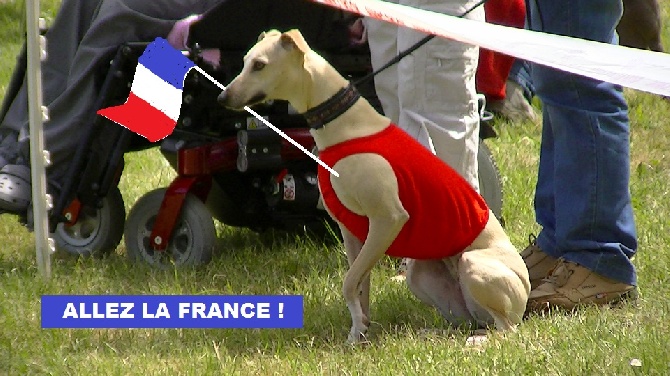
[61,301,280,319]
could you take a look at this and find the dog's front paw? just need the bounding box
[347,324,369,345]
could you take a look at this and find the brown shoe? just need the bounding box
[527,259,638,312]
[520,235,558,290]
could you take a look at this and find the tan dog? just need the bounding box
[218,29,530,344]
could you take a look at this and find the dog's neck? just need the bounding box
[289,52,391,150]
[302,82,360,130]
[285,52,351,113]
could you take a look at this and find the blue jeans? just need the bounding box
[508,59,534,102]
[527,0,637,285]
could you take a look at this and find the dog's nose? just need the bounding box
[217,90,228,106]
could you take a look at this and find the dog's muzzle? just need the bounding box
[217,90,233,107]
[217,90,266,110]
[247,92,267,106]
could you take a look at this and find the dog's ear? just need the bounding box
[257,29,280,42]
[280,29,310,54]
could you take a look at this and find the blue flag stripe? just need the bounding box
[138,38,195,90]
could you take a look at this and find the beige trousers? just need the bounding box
[364,0,484,191]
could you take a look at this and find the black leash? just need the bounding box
[353,0,488,87]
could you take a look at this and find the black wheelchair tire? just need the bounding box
[52,185,125,258]
[124,188,216,268]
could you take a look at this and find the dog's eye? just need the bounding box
[252,60,266,71]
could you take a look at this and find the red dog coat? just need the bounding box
[318,124,489,260]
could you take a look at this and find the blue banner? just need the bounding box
[41,295,303,329]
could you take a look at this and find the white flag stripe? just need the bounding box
[316,0,670,97]
[131,64,183,121]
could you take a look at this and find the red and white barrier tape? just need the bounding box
[315,0,670,97]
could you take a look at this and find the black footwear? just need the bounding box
[0,164,31,213]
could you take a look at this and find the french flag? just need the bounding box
[97,38,195,142]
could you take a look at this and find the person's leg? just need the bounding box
[0,0,222,213]
[477,0,535,122]
[0,0,104,212]
[363,7,401,124]
[507,59,534,102]
[396,0,484,190]
[526,0,637,308]
[364,4,410,277]
[476,0,525,103]
[0,0,103,149]
[41,0,222,179]
[0,130,21,167]
[2,0,222,174]
[365,0,482,278]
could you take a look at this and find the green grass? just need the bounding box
[1,0,670,374]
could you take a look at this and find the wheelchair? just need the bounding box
[2,0,503,268]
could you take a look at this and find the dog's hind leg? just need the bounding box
[405,258,480,329]
[457,250,528,331]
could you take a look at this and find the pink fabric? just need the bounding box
[167,14,201,50]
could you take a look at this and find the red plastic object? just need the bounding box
[148,129,315,251]
[62,198,82,227]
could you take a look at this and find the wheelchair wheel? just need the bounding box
[53,186,125,258]
[478,140,504,224]
[124,188,216,268]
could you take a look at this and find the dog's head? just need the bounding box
[217,29,311,110]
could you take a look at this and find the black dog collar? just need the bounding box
[303,82,361,130]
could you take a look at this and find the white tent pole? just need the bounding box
[26,0,54,279]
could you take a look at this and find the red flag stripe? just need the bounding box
[97,92,177,142]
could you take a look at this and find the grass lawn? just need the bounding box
[1,0,669,374]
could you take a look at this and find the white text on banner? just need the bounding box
[41,295,303,329]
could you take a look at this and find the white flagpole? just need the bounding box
[26,0,54,279]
